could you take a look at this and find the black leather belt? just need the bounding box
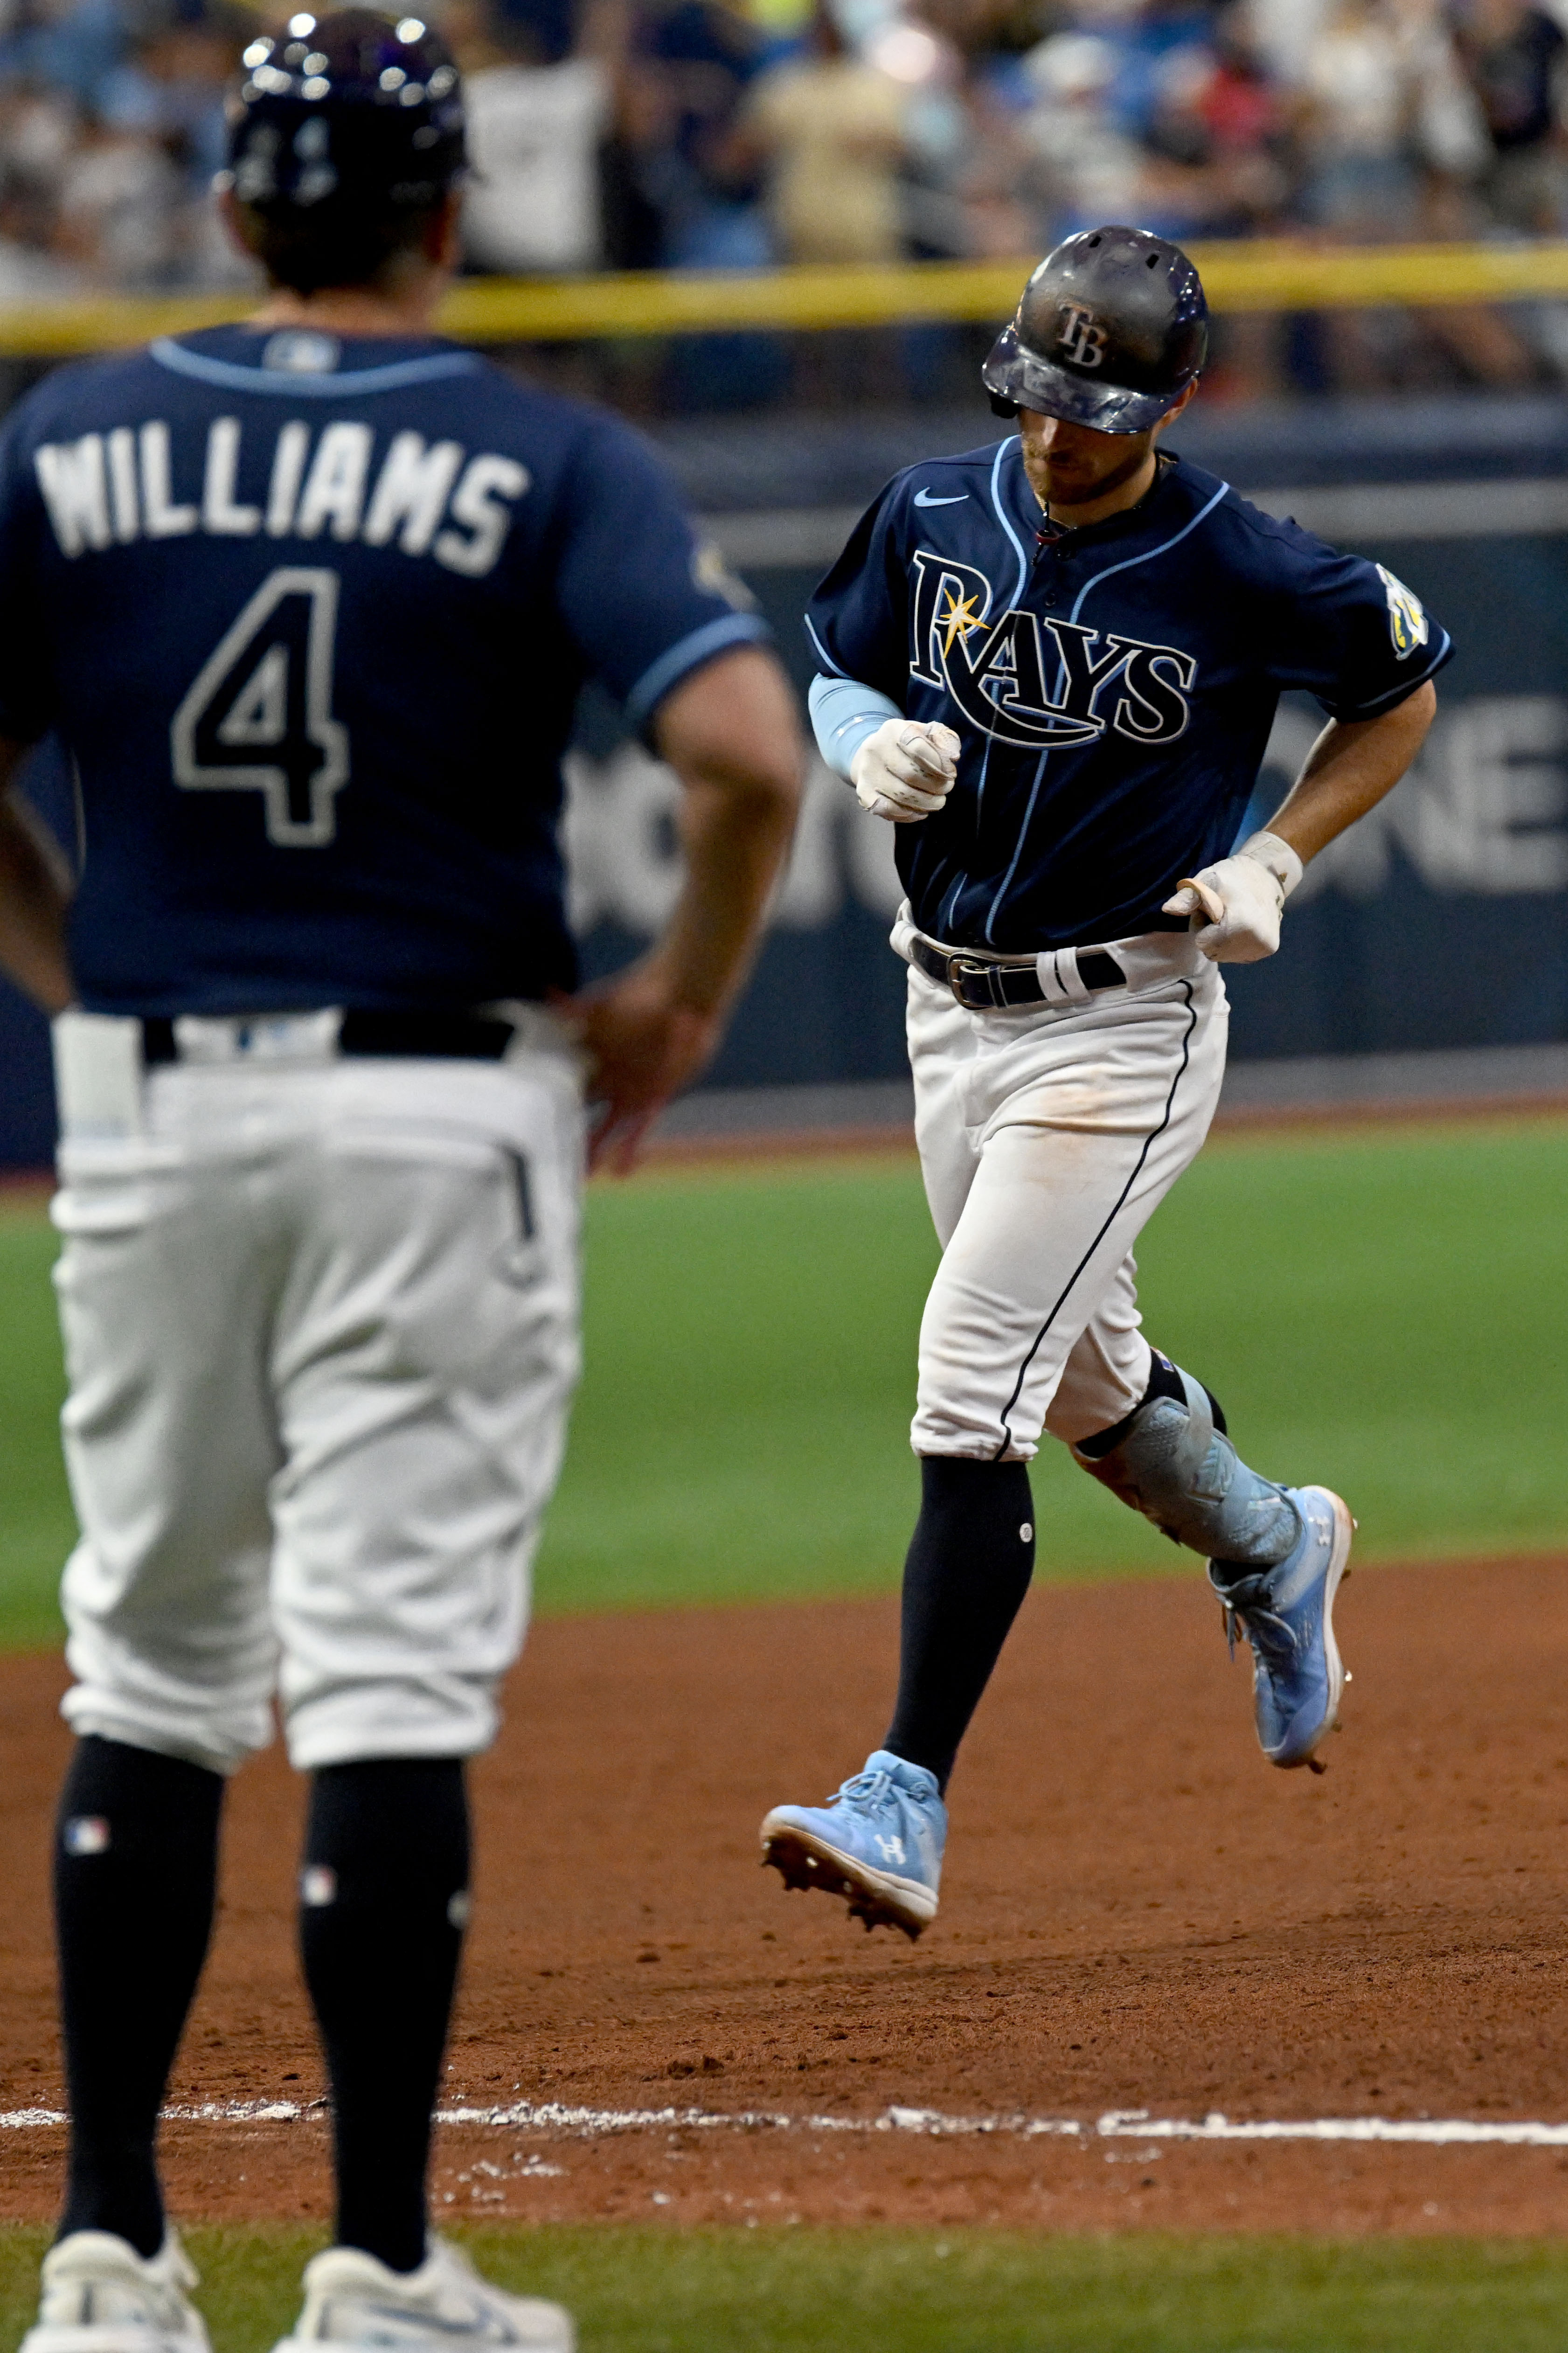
[909,936,1124,1012]
[140,1010,516,1064]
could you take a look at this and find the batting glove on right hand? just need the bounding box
[1162,831,1304,963]
[850,719,962,823]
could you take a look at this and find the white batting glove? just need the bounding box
[1162,830,1304,964]
[850,720,962,824]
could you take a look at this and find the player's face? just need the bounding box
[1016,408,1159,514]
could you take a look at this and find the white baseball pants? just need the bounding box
[49,1012,583,1777]
[904,924,1228,1462]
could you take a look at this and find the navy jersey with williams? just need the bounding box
[0,324,769,1015]
[806,438,1451,951]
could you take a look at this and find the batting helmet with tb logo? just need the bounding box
[982,225,1208,434]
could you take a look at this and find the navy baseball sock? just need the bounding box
[55,1735,225,2257]
[884,1455,1036,1794]
[300,1758,470,2275]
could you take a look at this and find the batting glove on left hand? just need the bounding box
[1163,831,1304,963]
[850,720,962,823]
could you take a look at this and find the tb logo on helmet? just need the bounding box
[1057,305,1108,369]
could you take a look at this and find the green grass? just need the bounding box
[7,2224,1568,2352]
[0,1199,69,1647]
[4,1118,1568,1646]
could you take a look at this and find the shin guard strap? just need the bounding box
[1072,1368,1297,1567]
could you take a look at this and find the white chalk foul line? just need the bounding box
[3,2099,1568,2147]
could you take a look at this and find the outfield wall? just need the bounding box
[1,434,1566,1163]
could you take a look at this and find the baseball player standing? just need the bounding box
[0,15,800,2350]
[761,226,1449,1940]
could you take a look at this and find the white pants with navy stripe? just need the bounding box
[49,1015,583,1777]
[906,927,1228,1462]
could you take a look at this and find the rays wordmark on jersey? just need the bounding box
[909,549,1197,750]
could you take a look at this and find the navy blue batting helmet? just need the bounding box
[226,7,466,259]
[983,226,1207,435]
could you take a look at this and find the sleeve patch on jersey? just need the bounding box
[1377,564,1429,659]
[691,538,757,612]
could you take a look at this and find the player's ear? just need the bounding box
[423,188,464,273]
[1153,380,1199,437]
[213,180,263,269]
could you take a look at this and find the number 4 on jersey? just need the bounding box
[171,567,349,847]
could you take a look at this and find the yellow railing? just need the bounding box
[3,239,1568,357]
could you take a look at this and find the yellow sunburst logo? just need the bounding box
[939,589,987,656]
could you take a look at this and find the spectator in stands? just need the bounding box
[451,0,622,272]
[0,138,78,295]
[1020,29,1145,236]
[1292,0,1488,234]
[99,0,244,195]
[1452,0,1568,230]
[52,109,184,284]
[733,0,907,263]
[1291,0,1539,383]
[627,0,770,267]
[1021,3,1283,243]
[0,78,76,217]
[98,0,253,283]
[889,0,1037,258]
[0,0,126,116]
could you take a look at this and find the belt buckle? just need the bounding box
[171,1009,342,1064]
[947,955,997,1011]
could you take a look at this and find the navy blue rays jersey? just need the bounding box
[807,440,1452,951]
[0,325,769,1015]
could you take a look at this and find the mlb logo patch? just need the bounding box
[63,1816,110,1855]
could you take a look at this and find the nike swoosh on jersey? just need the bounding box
[913,488,970,507]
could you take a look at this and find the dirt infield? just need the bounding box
[6,1557,1568,2235]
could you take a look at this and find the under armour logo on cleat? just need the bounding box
[874,1833,907,1865]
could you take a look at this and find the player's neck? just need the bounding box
[249,270,448,340]
[1041,448,1160,531]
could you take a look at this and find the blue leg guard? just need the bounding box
[1071,1367,1300,1568]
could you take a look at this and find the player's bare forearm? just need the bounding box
[0,759,74,1014]
[648,647,804,1016]
[1265,680,1436,867]
[570,646,803,1172]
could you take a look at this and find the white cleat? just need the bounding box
[21,2229,210,2353]
[272,2237,574,2353]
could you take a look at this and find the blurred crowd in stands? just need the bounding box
[1,0,1567,396]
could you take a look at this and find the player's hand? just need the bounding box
[850,720,962,823]
[1162,833,1304,964]
[558,960,722,1176]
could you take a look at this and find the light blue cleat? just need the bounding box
[761,1749,946,1939]
[1208,1486,1354,1770]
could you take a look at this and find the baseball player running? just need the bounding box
[0,16,800,2350]
[761,226,1449,1939]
